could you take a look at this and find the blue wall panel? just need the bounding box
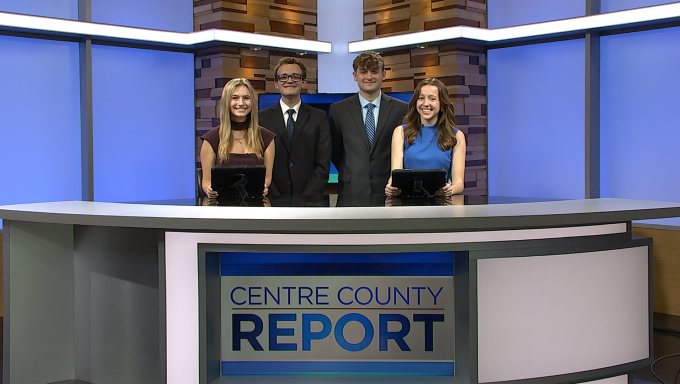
[601,26,680,226]
[601,0,677,13]
[0,36,82,229]
[91,0,193,32]
[488,39,585,199]
[0,0,77,19]
[488,0,585,29]
[92,45,195,202]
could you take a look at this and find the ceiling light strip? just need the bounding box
[349,2,680,52]
[0,11,332,53]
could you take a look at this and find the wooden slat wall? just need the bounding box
[193,0,319,169]
[195,0,317,39]
[364,0,487,39]
[633,227,680,317]
[369,0,487,195]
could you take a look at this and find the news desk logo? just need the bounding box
[221,276,454,361]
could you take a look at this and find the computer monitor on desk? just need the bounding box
[210,165,265,199]
[391,168,447,197]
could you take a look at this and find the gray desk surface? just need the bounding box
[1,198,679,233]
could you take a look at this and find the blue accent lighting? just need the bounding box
[0,36,82,229]
[91,45,195,202]
[601,0,679,13]
[91,0,193,32]
[0,0,78,20]
[600,26,680,226]
[488,39,585,199]
[488,0,584,29]
[221,361,454,376]
[219,251,454,276]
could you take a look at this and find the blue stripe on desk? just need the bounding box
[216,252,454,276]
[221,361,454,376]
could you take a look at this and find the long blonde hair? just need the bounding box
[403,78,457,150]
[217,78,263,162]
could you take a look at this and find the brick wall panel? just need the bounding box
[439,53,475,65]
[464,103,482,116]
[365,0,395,9]
[376,19,411,35]
[365,5,411,24]
[410,46,439,56]
[432,0,467,10]
[270,8,317,24]
[466,0,486,11]
[409,1,430,16]
[195,4,212,13]
[195,12,223,25]
[217,2,248,13]
[465,74,486,86]
[384,53,412,66]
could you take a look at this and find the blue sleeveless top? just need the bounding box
[403,124,457,180]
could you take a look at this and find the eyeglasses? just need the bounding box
[276,73,304,82]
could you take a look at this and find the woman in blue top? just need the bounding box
[385,78,466,196]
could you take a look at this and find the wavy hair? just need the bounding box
[217,78,262,162]
[352,51,385,71]
[403,78,457,150]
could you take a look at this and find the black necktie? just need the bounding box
[286,108,295,142]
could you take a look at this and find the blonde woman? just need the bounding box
[200,78,275,197]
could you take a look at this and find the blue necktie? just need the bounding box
[365,103,376,147]
[286,108,295,142]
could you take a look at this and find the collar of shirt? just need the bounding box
[279,99,302,123]
[358,91,382,123]
[358,91,382,111]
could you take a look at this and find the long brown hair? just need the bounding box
[217,78,262,162]
[403,78,457,150]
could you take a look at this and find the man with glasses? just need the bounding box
[329,51,408,196]
[259,57,331,196]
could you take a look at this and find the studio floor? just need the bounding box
[1,315,679,384]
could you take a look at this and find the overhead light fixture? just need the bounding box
[0,11,332,53]
[348,2,680,52]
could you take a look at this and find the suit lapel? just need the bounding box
[291,103,311,147]
[371,93,393,155]
[348,95,371,149]
[269,103,290,150]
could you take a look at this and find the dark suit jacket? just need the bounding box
[259,102,331,195]
[329,93,408,195]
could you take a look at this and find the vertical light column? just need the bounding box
[585,0,601,198]
[79,0,93,201]
[317,0,363,93]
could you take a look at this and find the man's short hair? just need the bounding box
[353,51,385,72]
[273,57,307,80]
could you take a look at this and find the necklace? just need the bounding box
[234,136,245,144]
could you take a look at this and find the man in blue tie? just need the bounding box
[259,57,331,196]
[329,51,408,196]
